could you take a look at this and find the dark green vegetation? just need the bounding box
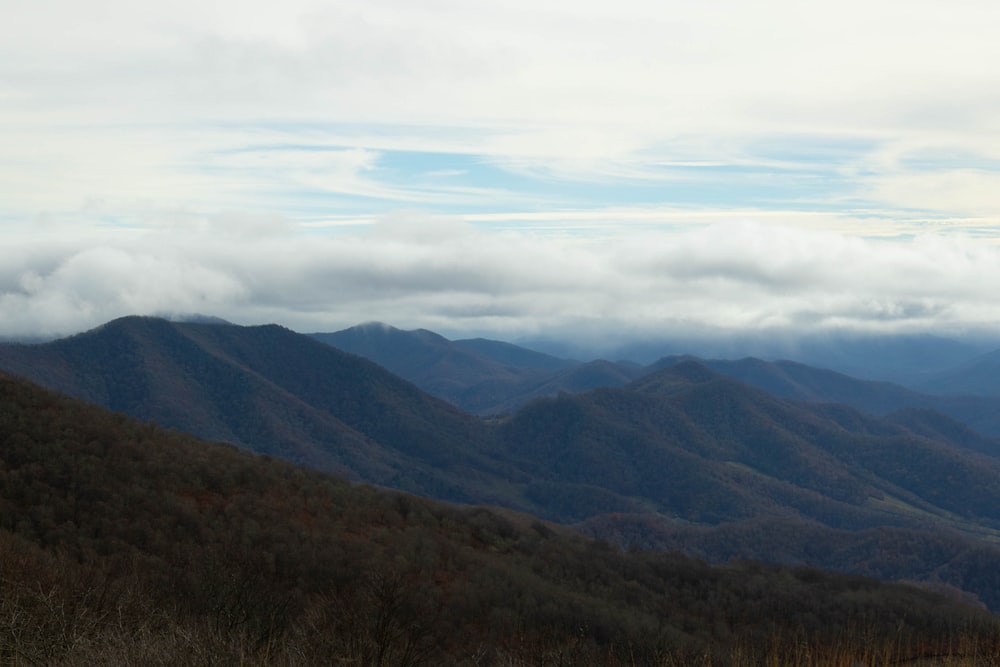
[2,371,999,665]
[4,317,1000,614]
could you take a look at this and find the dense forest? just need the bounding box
[2,371,1000,665]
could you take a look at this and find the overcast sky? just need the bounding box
[4,1,1000,345]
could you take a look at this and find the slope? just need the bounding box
[498,362,1000,608]
[0,316,504,504]
[6,318,1000,613]
[496,362,1000,531]
[311,322,639,414]
[652,355,1000,438]
[1,370,997,665]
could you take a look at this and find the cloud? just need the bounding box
[4,1,1000,346]
[0,244,247,338]
[3,217,1000,345]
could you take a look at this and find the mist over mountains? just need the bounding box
[519,330,995,383]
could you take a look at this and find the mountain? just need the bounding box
[774,333,990,383]
[452,336,576,370]
[317,323,1000,436]
[917,348,1000,397]
[0,316,506,505]
[496,362,1000,608]
[8,319,999,534]
[648,355,933,409]
[495,361,1000,530]
[520,331,990,382]
[472,359,646,415]
[651,355,1000,438]
[311,322,545,414]
[7,317,1000,611]
[2,369,998,664]
[311,322,639,414]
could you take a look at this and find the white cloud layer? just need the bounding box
[3,219,1000,344]
[4,1,1000,342]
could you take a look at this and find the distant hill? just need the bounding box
[452,336,577,370]
[496,361,1000,530]
[311,322,638,414]
[499,362,1000,608]
[916,348,1000,397]
[315,323,1000,435]
[1,370,997,664]
[521,331,989,382]
[652,355,1000,438]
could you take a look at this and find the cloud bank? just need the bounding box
[3,218,999,345]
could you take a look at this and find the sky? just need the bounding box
[4,0,1000,347]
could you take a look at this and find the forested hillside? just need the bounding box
[1,370,998,665]
[0,316,510,506]
[5,317,1000,616]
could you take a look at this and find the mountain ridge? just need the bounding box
[3,368,996,663]
[5,316,1000,610]
[312,322,1000,436]
[0,316,507,505]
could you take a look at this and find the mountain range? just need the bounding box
[318,322,1000,436]
[311,322,639,415]
[517,330,994,383]
[4,368,995,664]
[0,316,507,505]
[3,316,1000,610]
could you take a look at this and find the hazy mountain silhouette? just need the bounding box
[312,322,637,414]
[651,355,1000,437]
[518,331,989,381]
[916,347,1000,397]
[315,322,1000,434]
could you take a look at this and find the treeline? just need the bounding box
[1,371,999,665]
